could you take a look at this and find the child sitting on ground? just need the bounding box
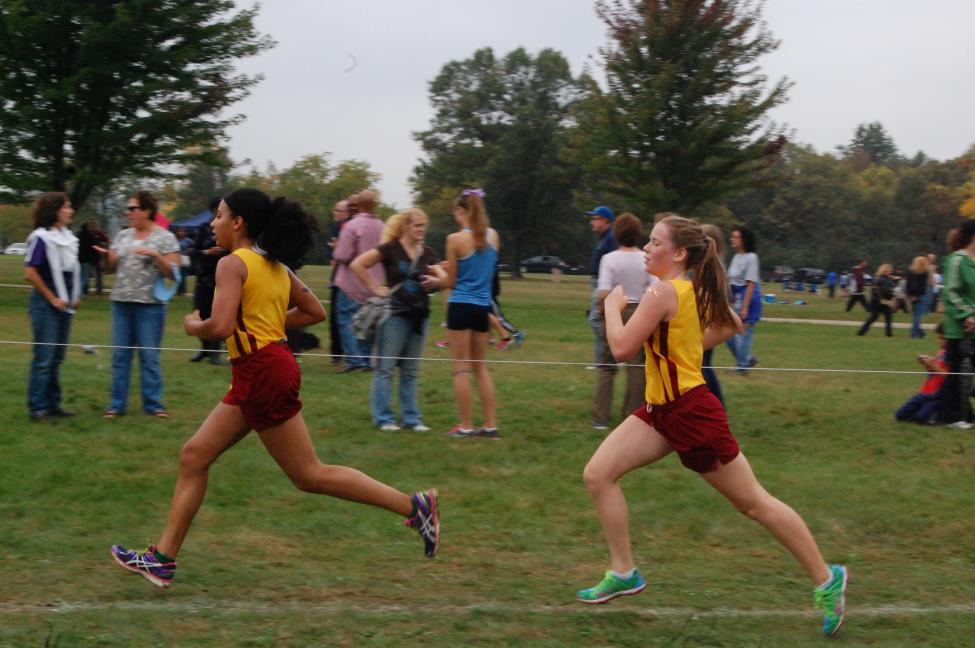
[895,323,947,424]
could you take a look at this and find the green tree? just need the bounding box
[223,154,384,265]
[164,148,234,220]
[579,0,790,215]
[413,47,588,270]
[844,122,901,167]
[0,1,272,210]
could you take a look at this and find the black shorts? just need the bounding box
[447,302,490,332]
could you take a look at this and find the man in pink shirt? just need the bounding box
[332,190,385,372]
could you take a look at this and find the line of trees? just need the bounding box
[409,0,973,271]
[3,0,973,272]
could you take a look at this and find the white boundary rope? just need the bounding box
[2,600,974,618]
[0,339,967,376]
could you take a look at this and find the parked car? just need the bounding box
[794,267,825,284]
[4,242,27,256]
[518,255,567,274]
[771,265,794,283]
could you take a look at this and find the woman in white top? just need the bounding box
[24,192,81,421]
[592,213,655,429]
[726,226,761,375]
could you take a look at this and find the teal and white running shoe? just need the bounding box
[576,569,646,604]
[814,564,848,636]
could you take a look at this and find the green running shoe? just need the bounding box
[576,569,646,604]
[814,564,848,636]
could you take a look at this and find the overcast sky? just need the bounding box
[225,0,975,209]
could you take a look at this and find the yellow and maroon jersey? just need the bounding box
[643,279,705,405]
[226,248,289,360]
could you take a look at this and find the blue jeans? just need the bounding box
[895,392,940,423]
[370,315,427,426]
[910,291,932,338]
[335,289,371,368]
[726,322,756,370]
[27,291,72,414]
[109,301,167,414]
[81,261,104,295]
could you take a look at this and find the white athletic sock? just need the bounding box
[612,568,636,580]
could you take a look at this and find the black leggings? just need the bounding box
[940,338,974,423]
[846,293,868,312]
[858,304,892,336]
[491,299,519,336]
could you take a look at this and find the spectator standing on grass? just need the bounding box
[592,213,653,430]
[586,206,618,369]
[421,189,499,438]
[189,198,229,364]
[928,253,942,314]
[940,221,975,429]
[577,215,847,638]
[906,256,933,339]
[726,226,761,375]
[893,270,910,314]
[326,199,351,364]
[175,226,193,296]
[700,223,726,406]
[857,264,895,337]
[845,259,868,312]
[24,192,81,422]
[826,270,837,298]
[95,190,180,418]
[332,190,384,373]
[110,188,439,590]
[896,323,947,424]
[351,208,439,432]
[77,217,108,295]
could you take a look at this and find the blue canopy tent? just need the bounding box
[169,210,213,236]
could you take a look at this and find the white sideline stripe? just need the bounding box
[3,601,975,618]
[764,317,935,330]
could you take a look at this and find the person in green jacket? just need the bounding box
[940,220,975,428]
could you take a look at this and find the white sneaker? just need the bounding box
[407,424,431,432]
[946,420,973,430]
[379,423,401,431]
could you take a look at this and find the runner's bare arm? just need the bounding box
[285,269,326,329]
[605,282,677,362]
[185,255,246,339]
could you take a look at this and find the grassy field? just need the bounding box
[0,256,973,647]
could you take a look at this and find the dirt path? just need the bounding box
[765,317,934,330]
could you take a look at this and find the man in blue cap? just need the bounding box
[587,205,617,370]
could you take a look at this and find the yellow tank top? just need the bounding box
[644,279,705,405]
[226,248,289,360]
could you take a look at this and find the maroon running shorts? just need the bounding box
[631,385,740,473]
[223,342,302,431]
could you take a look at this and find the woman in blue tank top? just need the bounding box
[423,189,500,438]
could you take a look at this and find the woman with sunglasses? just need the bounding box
[95,190,180,418]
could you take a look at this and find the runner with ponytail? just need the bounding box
[576,215,847,637]
[111,189,439,589]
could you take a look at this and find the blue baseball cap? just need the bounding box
[586,205,614,221]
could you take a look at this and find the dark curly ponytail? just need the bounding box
[223,189,317,268]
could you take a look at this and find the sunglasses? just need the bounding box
[126,205,142,212]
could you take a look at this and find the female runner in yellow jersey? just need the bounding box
[577,215,847,637]
[111,189,438,588]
